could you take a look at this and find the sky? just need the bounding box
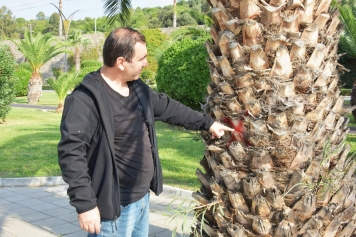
[5,0,174,20]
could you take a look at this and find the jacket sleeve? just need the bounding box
[58,92,98,214]
[148,86,214,131]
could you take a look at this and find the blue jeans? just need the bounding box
[88,192,150,237]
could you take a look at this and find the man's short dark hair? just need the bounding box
[102,27,146,67]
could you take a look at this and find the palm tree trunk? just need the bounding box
[55,102,64,113]
[27,72,42,104]
[191,0,356,236]
[75,47,80,71]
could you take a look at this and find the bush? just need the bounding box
[156,37,210,110]
[77,66,100,82]
[81,44,101,61]
[140,29,168,85]
[14,67,31,96]
[81,60,102,69]
[17,62,32,72]
[340,88,352,96]
[339,56,356,89]
[0,45,17,122]
[141,69,156,85]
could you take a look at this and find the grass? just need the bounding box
[2,92,205,190]
[3,91,356,191]
[0,107,62,178]
[12,92,60,106]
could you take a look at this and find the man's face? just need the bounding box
[123,41,148,81]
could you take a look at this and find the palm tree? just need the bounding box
[188,0,356,236]
[47,72,82,112]
[13,31,67,103]
[68,30,91,71]
[102,0,132,26]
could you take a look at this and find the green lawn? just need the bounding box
[12,92,60,106]
[1,103,205,191]
[2,92,356,191]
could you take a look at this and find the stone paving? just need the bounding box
[0,184,194,237]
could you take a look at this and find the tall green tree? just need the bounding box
[0,6,17,39]
[44,13,60,35]
[36,11,47,21]
[13,31,68,103]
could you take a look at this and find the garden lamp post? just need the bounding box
[51,3,79,71]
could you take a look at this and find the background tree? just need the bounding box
[13,31,67,103]
[0,6,17,39]
[0,45,17,122]
[43,13,60,35]
[36,11,47,21]
[129,8,149,29]
[68,30,91,71]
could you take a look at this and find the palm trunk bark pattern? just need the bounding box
[27,73,42,104]
[192,0,356,236]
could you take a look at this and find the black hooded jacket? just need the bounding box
[58,71,214,220]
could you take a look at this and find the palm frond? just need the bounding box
[47,72,82,102]
[338,5,356,59]
[170,26,210,42]
[102,0,132,26]
[12,31,68,73]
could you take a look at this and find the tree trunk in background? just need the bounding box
[55,102,64,113]
[59,0,63,37]
[192,0,356,236]
[173,0,177,28]
[27,72,42,104]
[75,47,80,72]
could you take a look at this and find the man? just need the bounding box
[58,27,233,237]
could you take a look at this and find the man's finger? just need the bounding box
[88,224,96,234]
[95,223,101,234]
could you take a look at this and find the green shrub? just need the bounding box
[81,60,102,69]
[156,37,210,110]
[81,44,101,61]
[339,57,356,89]
[141,69,156,85]
[0,45,17,122]
[77,66,100,82]
[17,62,32,72]
[340,88,352,96]
[141,29,169,84]
[14,67,31,96]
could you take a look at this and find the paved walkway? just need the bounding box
[0,183,195,237]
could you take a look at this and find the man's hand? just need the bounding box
[78,206,101,234]
[209,122,234,139]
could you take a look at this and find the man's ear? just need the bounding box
[116,57,126,70]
